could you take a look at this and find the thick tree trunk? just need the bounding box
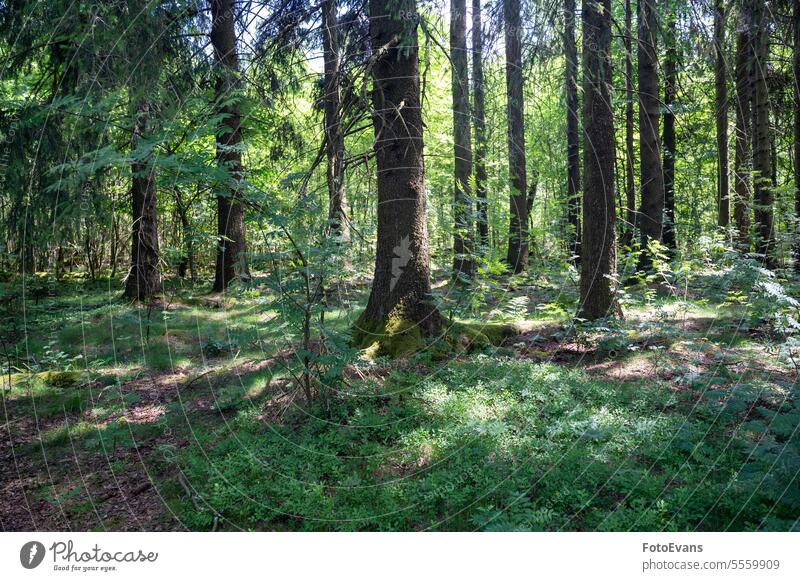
[751,0,775,268]
[353,0,441,352]
[662,12,677,251]
[321,0,350,247]
[451,0,474,278]
[503,0,528,273]
[579,0,618,320]
[622,0,636,249]
[734,2,752,246]
[564,0,581,263]
[794,0,800,270]
[472,0,489,250]
[211,0,249,292]
[637,0,664,269]
[715,0,730,228]
[123,99,161,301]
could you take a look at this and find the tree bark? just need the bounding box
[472,0,489,250]
[579,0,618,320]
[637,0,664,269]
[564,0,581,263]
[123,98,161,301]
[211,0,249,292]
[322,0,350,248]
[451,0,474,278]
[503,0,528,273]
[794,0,800,270]
[715,0,730,227]
[622,0,636,249]
[354,0,441,344]
[662,11,677,251]
[750,0,775,267]
[734,0,752,246]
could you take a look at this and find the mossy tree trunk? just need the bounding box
[578,0,618,320]
[353,0,441,354]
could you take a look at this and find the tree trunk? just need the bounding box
[353,0,441,353]
[123,98,161,301]
[734,0,752,247]
[794,0,800,270]
[579,0,618,320]
[662,11,677,251]
[451,0,474,278]
[472,0,489,250]
[321,0,350,248]
[637,0,664,269]
[622,0,636,249]
[751,0,775,267]
[211,0,249,292]
[715,0,730,228]
[503,0,528,273]
[564,0,581,263]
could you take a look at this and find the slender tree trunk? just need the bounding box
[472,0,489,250]
[751,0,775,267]
[662,11,677,251]
[503,0,528,273]
[564,0,581,262]
[321,0,350,249]
[123,98,161,301]
[794,0,800,270]
[579,0,618,320]
[353,0,441,347]
[637,0,664,269]
[622,0,636,249]
[211,0,249,292]
[451,0,474,278]
[715,0,730,227]
[734,1,752,246]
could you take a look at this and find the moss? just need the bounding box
[352,307,426,358]
[39,371,81,388]
[448,322,521,348]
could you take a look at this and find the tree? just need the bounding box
[123,97,162,300]
[794,0,800,270]
[750,0,775,267]
[564,0,581,262]
[211,0,249,292]
[579,0,618,320]
[662,8,677,251]
[472,0,489,250]
[352,0,441,353]
[715,0,730,227]
[321,0,350,247]
[503,0,528,273]
[733,0,752,246]
[622,0,637,250]
[637,0,664,268]
[451,0,474,277]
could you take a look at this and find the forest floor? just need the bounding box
[1,261,799,531]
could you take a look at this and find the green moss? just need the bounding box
[39,371,81,388]
[448,322,520,349]
[352,307,425,358]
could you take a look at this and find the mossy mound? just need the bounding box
[352,308,425,358]
[39,370,81,388]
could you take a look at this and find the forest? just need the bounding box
[0,0,799,532]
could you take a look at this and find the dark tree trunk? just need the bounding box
[579,0,618,320]
[622,0,636,250]
[353,0,441,344]
[472,0,489,249]
[751,0,775,267]
[564,0,581,263]
[715,0,730,227]
[794,0,800,270]
[662,12,677,251]
[503,0,528,273]
[637,0,664,269]
[734,1,752,247]
[211,0,249,292]
[322,0,350,247]
[451,0,474,278]
[123,99,161,301]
